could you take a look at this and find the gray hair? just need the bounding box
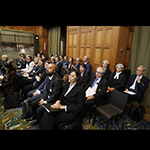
[138,65,146,71]
[115,63,124,69]
[76,57,81,61]
[97,66,106,74]
[102,60,109,65]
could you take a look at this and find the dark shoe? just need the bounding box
[26,115,36,121]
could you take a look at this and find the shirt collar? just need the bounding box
[49,75,54,81]
[96,77,101,83]
[116,71,122,75]
[137,75,143,79]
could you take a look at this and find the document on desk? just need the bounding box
[86,87,96,97]
[124,90,137,95]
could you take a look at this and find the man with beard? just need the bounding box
[29,63,63,121]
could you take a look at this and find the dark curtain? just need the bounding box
[129,26,150,105]
[48,26,61,57]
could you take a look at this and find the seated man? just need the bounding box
[83,56,91,75]
[125,65,149,103]
[22,59,48,99]
[30,63,63,121]
[108,63,126,92]
[84,67,108,108]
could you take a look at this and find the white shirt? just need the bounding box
[92,77,101,93]
[22,61,35,73]
[129,75,143,90]
[114,72,122,80]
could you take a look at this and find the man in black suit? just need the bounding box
[55,56,61,74]
[30,63,63,121]
[22,59,49,99]
[85,67,108,107]
[108,63,126,92]
[74,57,81,70]
[125,65,149,102]
[83,56,91,75]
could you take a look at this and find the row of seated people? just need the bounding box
[0,54,149,129]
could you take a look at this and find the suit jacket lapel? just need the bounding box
[48,75,56,90]
[96,78,102,92]
[64,83,77,97]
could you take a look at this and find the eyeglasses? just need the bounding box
[96,71,103,74]
[137,69,143,72]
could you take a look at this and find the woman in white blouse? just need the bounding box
[21,55,35,73]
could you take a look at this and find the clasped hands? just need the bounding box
[38,99,65,110]
[38,99,60,108]
[51,100,65,110]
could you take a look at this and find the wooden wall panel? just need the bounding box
[104,29,112,46]
[103,48,110,61]
[66,26,133,73]
[80,48,85,59]
[92,26,115,72]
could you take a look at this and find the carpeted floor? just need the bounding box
[82,112,150,130]
[0,94,35,130]
[0,105,36,130]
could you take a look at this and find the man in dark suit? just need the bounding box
[108,63,126,92]
[55,56,61,74]
[85,67,108,107]
[62,56,69,69]
[74,57,81,70]
[125,65,149,102]
[30,63,63,121]
[83,56,91,75]
[22,59,49,100]
[28,57,40,77]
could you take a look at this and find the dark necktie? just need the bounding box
[135,81,138,93]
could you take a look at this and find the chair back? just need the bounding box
[122,69,131,82]
[110,90,128,111]
[59,68,66,78]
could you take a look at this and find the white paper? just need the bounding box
[23,74,29,77]
[124,90,137,95]
[86,87,96,97]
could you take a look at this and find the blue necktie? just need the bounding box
[91,78,98,88]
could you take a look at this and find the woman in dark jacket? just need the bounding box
[0,61,17,94]
[39,69,85,130]
[0,61,18,110]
